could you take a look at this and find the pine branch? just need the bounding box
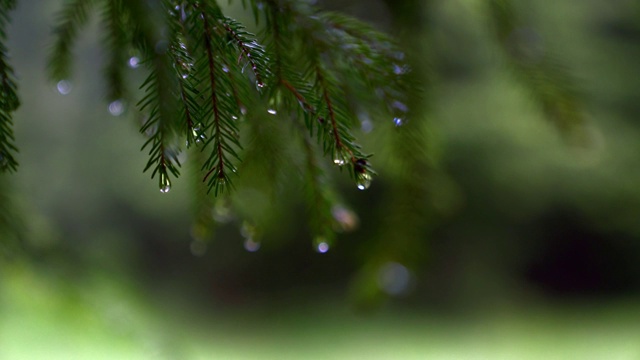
[123,0,183,192]
[300,128,337,251]
[197,5,242,195]
[0,0,19,172]
[487,0,585,138]
[100,0,129,102]
[48,0,96,82]
[138,69,181,193]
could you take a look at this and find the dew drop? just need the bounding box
[392,101,408,113]
[240,106,247,115]
[331,205,359,232]
[128,56,140,69]
[377,262,412,296]
[393,64,406,75]
[361,119,373,133]
[56,80,72,95]
[159,174,171,193]
[315,239,330,254]
[222,64,229,73]
[333,150,348,166]
[108,100,125,116]
[243,238,261,252]
[393,117,404,127]
[356,172,372,191]
[256,81,265,88]
[333,158,346,166]
[267,109,277,115]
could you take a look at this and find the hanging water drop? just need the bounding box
[332,149,348,166]
[392,101,408,113]
[243,238,261,252]
[128,56,140,69]
[159,173,171,193]
[222,64,229,73]
[377,262,412,296]
[267,109,277,115]
[256,81,265,89]
[314,237,330,253]
[356,172,372,190]
[56,80,72,95]
[393,64,407,75]
[108,100,125,116]
[176,59,193,79]
[393,117,404,127]
[331,205,359,232]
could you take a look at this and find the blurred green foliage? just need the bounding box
[2,0,640,356]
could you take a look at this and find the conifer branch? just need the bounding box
[220,16,269,89]
[100,0,128,101]
[300,128,336,249]
[487,0,585,138]
[48,0,96,82]
[123,0,182,192]
[0,0,18,172]
[199,9,241,195]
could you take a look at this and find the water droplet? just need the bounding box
[159,173,171,193]
[358,112,373,133]
[393,117,404,127]
[190,123,206,144]
[231,115,238,120]
[56,80,72,95]
[190,240,207,256]
[356,172,372,190]
[267,109,277,115]
[392,101,408,113]
[315,238,330,253]
[393,64,407,75]
[243,238,261,252]
[331,205,359,232]
[128,56,140,69]
[256,81,265,88]
[240,106,247,115]
[332,150,349,166]
[377,262,412,296]
[222,64,229,73]
[108,100,125,116]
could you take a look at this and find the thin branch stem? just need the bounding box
[203,14,224,181]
